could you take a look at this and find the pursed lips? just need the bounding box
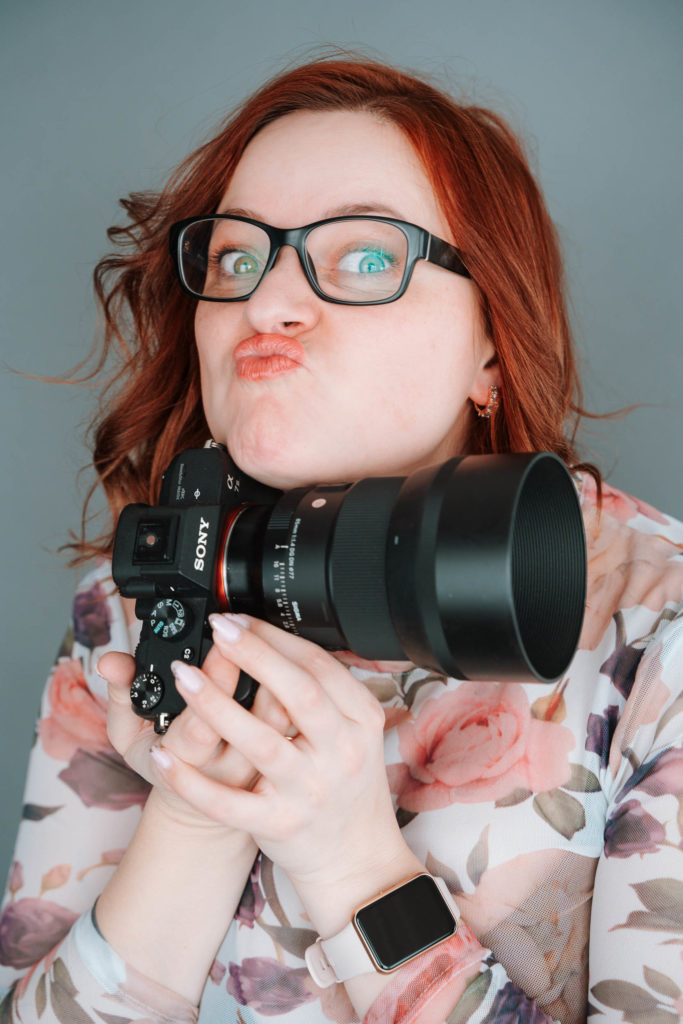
[233,334,306,380]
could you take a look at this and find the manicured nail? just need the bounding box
[209,613,248,644]
[171,660,204,693]
[150,745,172,771]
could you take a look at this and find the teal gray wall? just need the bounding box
[1,0,681,884]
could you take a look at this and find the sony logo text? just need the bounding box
[194,518,210,571]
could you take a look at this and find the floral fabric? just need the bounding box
[1,474,682,1023]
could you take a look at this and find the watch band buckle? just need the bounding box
[305,938,337,989]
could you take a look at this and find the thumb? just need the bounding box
[98,651,136,699]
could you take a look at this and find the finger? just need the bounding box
[198,643,241,696]
[99,652,221,778]
[150,745,269,831]
[99,652,154,758]
[98,651,135,691]
[199,640,293,735]
[210,613,374,731]
[171,661,301,779]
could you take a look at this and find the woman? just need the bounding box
[1,57,681,1024]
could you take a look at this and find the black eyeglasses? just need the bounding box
[169,214,471,306]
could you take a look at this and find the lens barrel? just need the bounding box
[224,452,586,682]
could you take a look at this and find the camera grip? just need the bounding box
[234,671,259,710]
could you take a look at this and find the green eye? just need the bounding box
[338,247,396,274]
[220,251,259,275]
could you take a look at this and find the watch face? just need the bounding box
[354,875,457,972]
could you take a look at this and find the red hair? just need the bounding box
[72,55,595,561]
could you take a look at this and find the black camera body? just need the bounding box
[112,443,587,734]
[112,444,280,731]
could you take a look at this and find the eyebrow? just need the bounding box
[216,201,407,222]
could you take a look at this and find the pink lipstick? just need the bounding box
[234,334,305,381]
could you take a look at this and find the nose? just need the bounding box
[244,245,321,335]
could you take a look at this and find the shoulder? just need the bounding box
[574,477,683,791]
[577,474,683,651]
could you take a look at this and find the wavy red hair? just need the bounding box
[72,55,595,561]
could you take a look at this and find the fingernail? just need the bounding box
[150,745,173,771]
[171,661,204,693]
[209,613,247,644]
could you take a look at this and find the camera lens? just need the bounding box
[221,452,586,683]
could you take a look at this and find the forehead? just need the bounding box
[218,109,448,235]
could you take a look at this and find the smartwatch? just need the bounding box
[305,873,459,988]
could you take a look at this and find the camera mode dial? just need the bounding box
[149,597,192,640]
[131,672,164,712]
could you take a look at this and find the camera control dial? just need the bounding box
[149,598,192,640]
[130,672,164,712]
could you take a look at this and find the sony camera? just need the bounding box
[112,442,586,733]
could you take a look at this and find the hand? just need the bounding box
[98,638,291,835]
[148,614,421,913]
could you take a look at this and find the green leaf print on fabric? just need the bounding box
[591,978,681,1023]
[22,805,63,822]
[445,968,493,1024]
[49,958,93,1024]
[35,973,47,1017]
[613,878,683,933]
[563,764,601,793]
[494,787,532,808]
[532,789,586,840]
[642,967,682,1002]
[466,826,490,887]
[257,922,318,960]
[425,852,464,895]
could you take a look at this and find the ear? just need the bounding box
[468,338,501,408]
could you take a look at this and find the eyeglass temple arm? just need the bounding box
[425,235,471,279]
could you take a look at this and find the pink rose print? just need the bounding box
[38,658,109,762]
[388,683,574,810]
[580,475,670,526]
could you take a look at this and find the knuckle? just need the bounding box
[365,698,386,734]
[307,649,334,679]
[336,736,365,777]
[183,714,218,748]
[254,730,282,764]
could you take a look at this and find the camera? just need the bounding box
[112,442,586,733]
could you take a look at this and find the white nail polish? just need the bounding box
[150,746,172,770]
[171,660,204,692]
[209,613,245,644]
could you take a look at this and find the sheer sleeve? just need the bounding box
[0,565,197,1021]
[361,480,683,1024]
[587,609,683,1021]
[362,612,683,1024]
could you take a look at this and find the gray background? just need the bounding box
[1,0,681,886]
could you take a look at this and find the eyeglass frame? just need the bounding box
[168,214,471,306]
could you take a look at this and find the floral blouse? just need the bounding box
[1,474,682,1024]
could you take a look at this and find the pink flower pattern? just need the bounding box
[388,683,574,810]
[0,475,682,1024]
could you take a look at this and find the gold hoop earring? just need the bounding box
[473,385,500,419]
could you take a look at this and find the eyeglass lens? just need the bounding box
[179,218,410,302]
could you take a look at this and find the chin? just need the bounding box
[225,435,314,490]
